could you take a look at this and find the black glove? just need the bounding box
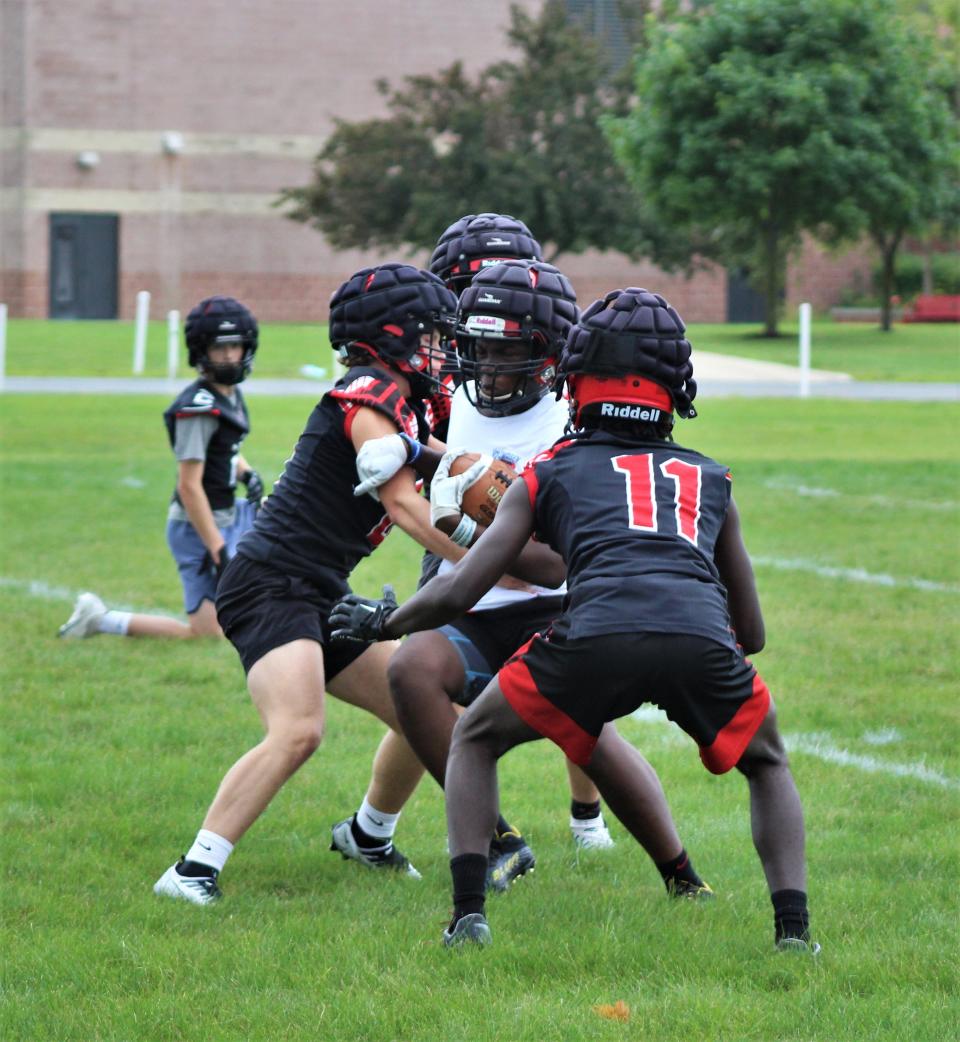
[242,469,264,506]
[200,544,232,580]
[329,584,398,643]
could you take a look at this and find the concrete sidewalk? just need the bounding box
[1,352,957,402]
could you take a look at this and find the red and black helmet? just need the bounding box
[329,262,458,398]
[559,288,697,430]
[455,259,578,416]
[184,296,258,385]
[430,213,542,296]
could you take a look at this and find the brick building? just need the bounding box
[0,0,870,322]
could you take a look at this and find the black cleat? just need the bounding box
[443,912,492,948]
[486,829,536,893]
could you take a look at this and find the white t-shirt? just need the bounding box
[439,383,569,612]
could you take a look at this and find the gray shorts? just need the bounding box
[165,498,257,615]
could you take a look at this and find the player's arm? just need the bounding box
[349,407,466,563]
[353,432,446,498]
[176,459,227,558]
[714,495,765,654]
[235,453,264,504]
[336,479,539,641]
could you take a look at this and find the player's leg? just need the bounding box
[154,637,326,904]
[443,678,542,947]
[388,625,535,889]
[57,591,198,640]
[325,640,424,876]
[736,702,815,951]
[565,759,615,851]
[579,725,708,895]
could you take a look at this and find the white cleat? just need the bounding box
[153,860,222,905]
[58,592,107,639]
[330,816,421,879]
[571,819,615,851]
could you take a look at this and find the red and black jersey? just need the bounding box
[521,429,737,649]
[163,378,250,511]
[237,367,430,586]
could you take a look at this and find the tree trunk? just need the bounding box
[874,228,903,333]
[921,239,934,295]
[762,220,782,337]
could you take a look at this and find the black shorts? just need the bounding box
[215,555,372,679]
[439,596,565,707]
[499,630,770,773]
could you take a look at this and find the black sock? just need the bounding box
[570,798,602,820]
[772,889,810,942]
[350,815,389,851]
[176,858,218,879]
[450,853,488,923]
[656,848,703,890]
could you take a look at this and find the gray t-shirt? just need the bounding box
[167,412,238,525]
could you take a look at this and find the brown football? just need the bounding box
[449,452,519,526]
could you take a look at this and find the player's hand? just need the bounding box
[200,544,232,580]
[354,435,412,501]
[430,449,490,528]
[329,584,399,642]
[242,469,264,506]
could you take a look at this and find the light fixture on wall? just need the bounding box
[75,150,100,170]
[161,131,185,156]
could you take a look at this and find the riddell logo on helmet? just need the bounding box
[466,315,506,334]
[600,402,662,421]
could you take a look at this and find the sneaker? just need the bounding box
[330,816,421,879]
[667,877,716,900]
[58,592,106,639]
[776,936,822,956]
[486,830,536,893]
[571,820,615,851]
[442,912,492,948]
[153,858,222,905]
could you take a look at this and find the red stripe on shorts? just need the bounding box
[699,670,771,775]
[499,645,597,766]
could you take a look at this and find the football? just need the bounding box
[449,452,518,526]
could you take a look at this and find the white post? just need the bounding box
[798,302,812,399]
[166,310,180,381]
[0,303,7,385]
[132,290,150,374]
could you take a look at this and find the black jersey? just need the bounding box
[237,367,430,585]
[163,378,250,511]
[522,430,737,650]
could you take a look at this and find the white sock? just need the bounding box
[184,829,234,873]
[570,814,606,833]
[98,610,132,636]
[356,797,400,842]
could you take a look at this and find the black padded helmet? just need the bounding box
[456,259,578,416]
[184,296,258,385]
[430,213,542,296]
[559,287,697,431]
[329,262,458,398]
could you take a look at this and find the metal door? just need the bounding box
[726,268,766,323]
[49,213,119,319]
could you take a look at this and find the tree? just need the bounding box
[279,2,672,264]
[608,0,957,335]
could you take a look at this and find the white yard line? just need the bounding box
[752,556,959,594]
[627,707,957,790]
[764,479,957,512]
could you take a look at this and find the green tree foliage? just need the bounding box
[609,0,959,335]
[279,2,663,264]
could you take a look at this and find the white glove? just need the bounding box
[354,434,413,501]
[430,449,491,528]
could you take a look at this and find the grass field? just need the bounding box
[4,315,957,382]
[1,378,958,1041]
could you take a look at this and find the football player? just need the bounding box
[153,263,560,904]
[332,287,816,954]
[345,252,710,898]
[58,296,264,641]
[344,216,618,885]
